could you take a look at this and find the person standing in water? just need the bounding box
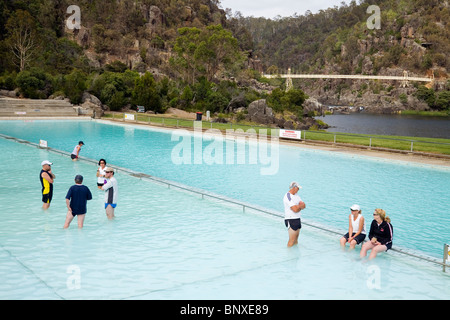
[96,159,107,189]
[71,141,84,161]
[40,160,55,210]
[102,167,118,220]
[283,181,306,247]
[64,175,92,229]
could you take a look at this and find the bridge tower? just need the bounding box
[285,68,293,92]
[401,70,409,88]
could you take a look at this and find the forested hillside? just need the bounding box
[228,0,449,111]
[0,0,448,116]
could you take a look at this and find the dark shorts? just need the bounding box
[71,211,86,217]
[97,183,104,187]
[343,232,366,244]
[42,192,53,204]
[285,218,301,231]
[71,154,78,159]
[385,242,392,251]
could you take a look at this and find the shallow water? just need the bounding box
[0,120,449,299]
[0,119,448,258]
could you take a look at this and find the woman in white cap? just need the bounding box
[340,204,366,250]
[283,181,306,247]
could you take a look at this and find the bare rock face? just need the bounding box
[147,5,165,30]
[246,99,274,125]
[303,97,324,115]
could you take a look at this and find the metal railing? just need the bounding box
[1,131,449,272]
[303,130,450,155]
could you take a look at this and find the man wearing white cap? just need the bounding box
[283,181,306,247]
[40,160,55,210]
[102,167,118,220]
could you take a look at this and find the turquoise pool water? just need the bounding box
[0,119,449,300]
[1,120,449,258]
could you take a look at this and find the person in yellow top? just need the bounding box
[40,160,55,210]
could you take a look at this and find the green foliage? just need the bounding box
[399,93,408,105]
[63,69,87,104]
[435,91,450,111]
[0,71,17,91]
[172,25,242,83]
[15,68,53,99]
[132,72,164,113]
[267,88,308,118]
[415,85,436,108]
[180,85,194,109]
[105,61,128,73]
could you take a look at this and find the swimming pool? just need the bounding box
[1,119,449,258]
[0,119,449,300]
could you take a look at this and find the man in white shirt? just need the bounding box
[283,181,306,247]
[102,167,118,220]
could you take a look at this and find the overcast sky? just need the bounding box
[219,0,353,18]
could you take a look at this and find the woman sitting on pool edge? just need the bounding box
[360,208,393,260]
[340,204,366,250]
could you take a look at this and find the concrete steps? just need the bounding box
[0,97,89,117]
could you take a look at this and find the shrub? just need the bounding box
[63,69,87,104]
[15,69,54,99]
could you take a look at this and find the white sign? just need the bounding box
[39,139,48,148]
[124,113,135,120]
[279,129,301,140]
[15,111,26,115]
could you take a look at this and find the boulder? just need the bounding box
[81,92,104,118]
[225,93,246,113]
[246,99,274,125]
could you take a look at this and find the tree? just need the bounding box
[194,25,241,82]
[171,27,202,84]
[64,69,87,104]
[172,25,242,84]
[5,10,39,71]
[415,85,435,108]
[16,68,54,99]
[132,72,163,113]
[435,91,450,111]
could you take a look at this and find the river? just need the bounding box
[315,113,450,139]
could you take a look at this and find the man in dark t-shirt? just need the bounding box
[64,175,92,229]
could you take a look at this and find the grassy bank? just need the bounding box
[103,112,450,156]
[399,110,450,117]
[303,131,450,155]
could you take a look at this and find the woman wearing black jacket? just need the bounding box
[360,208,393,260]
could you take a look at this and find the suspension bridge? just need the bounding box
[262,69,434,90]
